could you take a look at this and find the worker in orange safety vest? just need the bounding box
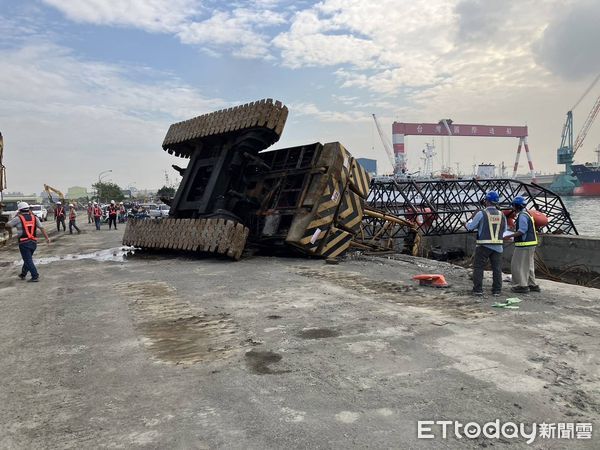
[6,202,50,282]
[92,201,103,230]
[54,201,66,232]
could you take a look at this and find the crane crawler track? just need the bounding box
[162,99,288,158]
[123,218,249,260]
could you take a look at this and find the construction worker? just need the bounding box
[7,202,50,282]
[87,201,93,223]
[505,196,540,293]
[118,201,126,223]
[92,201,102,230]
[107,200,118,230]
[68,203,81,234]
[464,191,507,297]
[54,201,66,232]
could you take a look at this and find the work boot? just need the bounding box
[28,277,39,283]
[492,291,501,297]
[511,286,529,293]
[528,285,541,292]
[472,291,483,297]
[18,273,26,280]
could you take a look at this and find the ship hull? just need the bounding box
[571,164,600,196]
[573,183,600,196]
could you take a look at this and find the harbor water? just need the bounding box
[561,196,600,237]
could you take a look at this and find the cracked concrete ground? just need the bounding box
[0,221,598,448]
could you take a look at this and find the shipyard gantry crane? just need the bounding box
[550,73,600,195]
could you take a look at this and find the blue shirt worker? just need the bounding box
[7,202,51,282]
[464,191,507,297]
[505,196,540,294]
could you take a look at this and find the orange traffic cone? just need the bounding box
[412,274,449,288]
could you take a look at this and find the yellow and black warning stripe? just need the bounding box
[335,188,364,234]
[317,226,353,258]
[348,159,371,199]
[296,176,343,253]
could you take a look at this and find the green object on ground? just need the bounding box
[492,297,522,309]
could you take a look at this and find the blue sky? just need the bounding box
[1,0,600,194]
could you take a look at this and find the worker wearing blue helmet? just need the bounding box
[505,196,540,293]
[464,191,507,297]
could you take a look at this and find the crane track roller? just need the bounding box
[123,218,249,260]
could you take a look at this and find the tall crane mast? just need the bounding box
[0,132,5,199]
[372,114,396,172]
[552,73,600,195]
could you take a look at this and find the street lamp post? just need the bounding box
[97,169,112,203]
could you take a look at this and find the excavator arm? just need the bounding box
[44,183,65,204]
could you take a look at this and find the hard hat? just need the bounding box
[93,201,98,205]
[56,201,61,204]
[17,201,30,211]
[111,200,115,204]
[69,203,74,207]
[512,196,527,207]
[485,191,500,203]
[88,201,92,204]
[119,201,124,204]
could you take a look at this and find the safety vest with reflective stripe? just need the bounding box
[56,206,65,218]
[18,213,38,243]
[475,209,505,245]
[69,209,76,220]
[514,211,538,247]
[93,206,102,217]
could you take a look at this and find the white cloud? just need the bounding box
[177,8,286,59]
[289,102,369,123]
[42,0,199,32]
[0,42,225,193]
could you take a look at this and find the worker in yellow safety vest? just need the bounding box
[464,191,507,297]
[505,196,540,294]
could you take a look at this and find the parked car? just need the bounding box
[30,204,48,221]
[148,204,170,218]
[1,200,19,221]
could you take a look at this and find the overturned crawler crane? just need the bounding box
[123,100,413,259]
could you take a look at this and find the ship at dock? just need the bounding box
[571,145,600,196]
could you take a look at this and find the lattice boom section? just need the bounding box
[368,178,578,236]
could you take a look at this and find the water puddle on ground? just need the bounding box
[12,246,135,266]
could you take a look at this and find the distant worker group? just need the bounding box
[465,190,540,297]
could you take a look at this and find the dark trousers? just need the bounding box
[69,219,80,234]
[19,241,39,279]
[94,216,101,230]
[56,217,66,231]
[108,215,117,229]
[473,246,503,293]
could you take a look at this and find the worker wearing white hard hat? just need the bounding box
[87,201,93,223]
[92,201,102,230]
[68,203,81,234]
[107,200,118,230]
[54,201,67,232]
[6,201,51,282]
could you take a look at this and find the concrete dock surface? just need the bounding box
[0,222,599,448]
